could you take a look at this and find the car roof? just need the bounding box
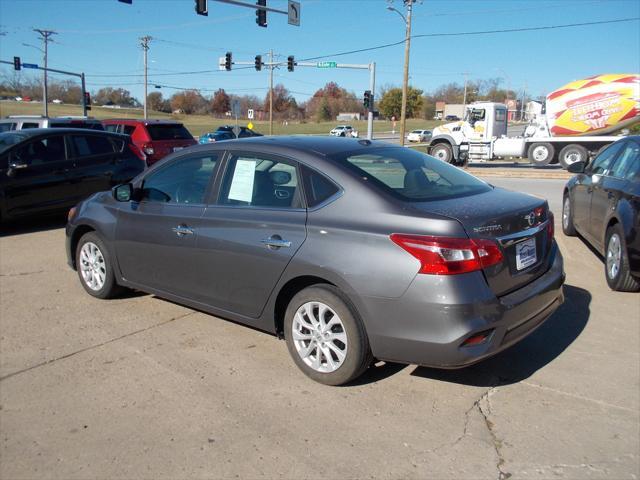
[201,135,394,156]
[102,119,184,125]
[1,128,128,138]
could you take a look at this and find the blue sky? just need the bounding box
[1,0,639,103]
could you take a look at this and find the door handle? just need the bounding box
[172,225,194,237]
[261,236,291,249]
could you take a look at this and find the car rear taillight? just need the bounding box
[128,143,147,163]
[547,211,554,243]
[390,234,503,275]
[142,143,155,155]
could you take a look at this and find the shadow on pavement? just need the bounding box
[409,284,590,386]
[0,214,67,237]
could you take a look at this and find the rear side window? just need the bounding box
[104,124,118,133]
[146,124,192,140]
[71,135,115,157]
[590,141,625,175]
[21,123,39,129]
[302,165,340,207]
[123,125,136,135]
[14,136,67,165]
[331,147,491,201]
[0,123,16,132]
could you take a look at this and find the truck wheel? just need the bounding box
[559,144,588,170]
[527,142,555,167]
[431,143,454,164]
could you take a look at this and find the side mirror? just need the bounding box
[113,183,133,202]
[567,161,586,174]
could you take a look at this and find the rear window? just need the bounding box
[146,124,193,140]
[50,121,104,130]
[330,147,491,202]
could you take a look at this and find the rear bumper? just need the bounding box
[362,243,565,368]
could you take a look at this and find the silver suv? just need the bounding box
[0,116,104,132]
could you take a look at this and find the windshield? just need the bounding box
[330,147,491,202]
[146,124,193,140]
[0,132,27,153]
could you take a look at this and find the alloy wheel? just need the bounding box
[606,233,622,280]
[292,301,348,373]
[563,197,571,230]
[79,242,106,291]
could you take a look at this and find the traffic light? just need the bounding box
[255,55,262,71]
[84,92,92,111]
[13,56,21,71]
[195,0,208,16]
[256,0,267,27]
[287,56,295,72]
[224,52,232,71]
[363,90,371,109]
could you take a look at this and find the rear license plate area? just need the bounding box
[515,237,537,270]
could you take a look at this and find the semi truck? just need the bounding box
[428,73,639,169]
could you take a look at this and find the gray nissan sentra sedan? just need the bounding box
[66,137,565,385]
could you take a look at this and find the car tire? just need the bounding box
[562,193,577,236]
[76,232,124,299]
[559,144,588,170]
[604,224,640,292]
[527,142,555,167]
[431,143,454,164]
[284,285,373,386]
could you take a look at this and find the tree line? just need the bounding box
[1,69,528,121]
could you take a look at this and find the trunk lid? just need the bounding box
[411,187,554,296]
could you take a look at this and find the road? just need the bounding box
[1,177,638,480]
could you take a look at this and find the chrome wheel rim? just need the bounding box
[79,242,106,291]
[563,197,571,230]
[433,147,449,162]
[564,150,582,165]
[292,302,348,373]
[606,233,621,280]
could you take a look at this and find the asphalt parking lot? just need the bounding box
[1,177,638,480]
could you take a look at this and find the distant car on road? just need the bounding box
[562,136,640,291]
[102,119,196,166]
[329,125,355,137]
[199,130,235,144]
[0,116,104,132]
[0,128,144,222]
[444,115,460,121]
[52,99,63,104]
[66,136,564,385]
[214,125,264,138]
[407,129,432,143]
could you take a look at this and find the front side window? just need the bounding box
[331,147,491,202]
[0,123,16,132]
[609,141,640,180]
[220,155,301,208]
[104,124,118,133]
[495,109,506,122]
[589,141,625,175]
[13,136,66,165]
[141,153,218,204]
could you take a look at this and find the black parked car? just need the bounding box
[563,136,640,291]
[0,128,145,222]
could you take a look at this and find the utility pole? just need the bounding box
[462,72,469,115]
[34,29,57,117]
[398,0,413,146]
[140,36,152,119]
[269,49,273,136]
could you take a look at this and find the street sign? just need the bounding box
[232,99,241,117]
[248,108,254,120]
[317,61,337,68]
[288,1,300,26]
[22,63,38,69]
[218,56,226,71]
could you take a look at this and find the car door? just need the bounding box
[589,141,633,249]
[114,152,220,299]
[2,134,74,217]
[572,141,625,237]
[194,152,307,318]
[68,133,120,201]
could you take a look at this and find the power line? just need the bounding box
[298,17,639,62]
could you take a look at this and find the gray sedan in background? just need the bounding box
[66,137,564,385]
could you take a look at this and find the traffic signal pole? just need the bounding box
[0,59,87,116]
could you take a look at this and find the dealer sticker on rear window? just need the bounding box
[516,237,537,270]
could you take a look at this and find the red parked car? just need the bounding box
[102,119,196,165]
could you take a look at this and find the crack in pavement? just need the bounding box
[0,270,45,277]
[0,311,197,382]
[475,388,512,480]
